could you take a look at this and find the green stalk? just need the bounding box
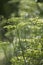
[16,28,27,65]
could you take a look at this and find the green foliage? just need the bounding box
[0,0,43,65]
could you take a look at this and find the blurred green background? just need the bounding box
[0,0,43,65]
